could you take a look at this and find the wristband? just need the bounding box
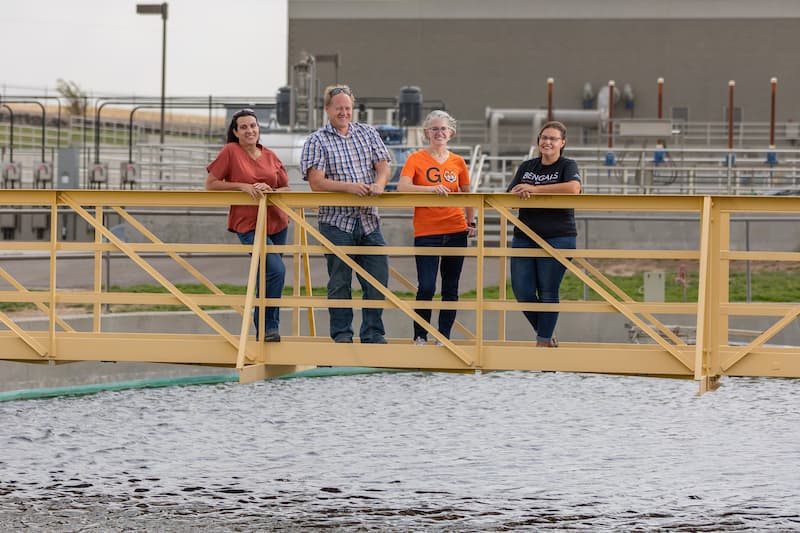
[469,222,477,228]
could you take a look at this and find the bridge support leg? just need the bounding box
[239,364,315,384]
[697,374,722,396]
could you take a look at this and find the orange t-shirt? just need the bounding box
[206,143,289,235]
[400,150,470,237]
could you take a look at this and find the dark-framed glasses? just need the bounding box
[540,135,563,142]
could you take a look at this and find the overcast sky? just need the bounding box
[2,0,288,99]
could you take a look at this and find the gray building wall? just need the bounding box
[288,1,800,124]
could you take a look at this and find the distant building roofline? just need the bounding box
[289,0,800,20]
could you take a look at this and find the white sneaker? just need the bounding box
[414,337,427,346]
[434,339,444,346]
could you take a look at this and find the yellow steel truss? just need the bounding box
[1,190,800,395]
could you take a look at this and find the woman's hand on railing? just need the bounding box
[510,183,535,199]
[241,183,267,199]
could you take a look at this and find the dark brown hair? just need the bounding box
[226,108,257,144]
[537,120,567,155]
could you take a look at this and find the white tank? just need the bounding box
[258,131,309,185]
[258,132,308,168]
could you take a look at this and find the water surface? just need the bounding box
[1,371,799,531]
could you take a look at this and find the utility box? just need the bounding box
[2,161,22,188]
[34,161,54,188]
[0,212,18,240]
[57,147,81,189]
[120,162,140,188]
[31,213,49,240]
[90,162,109,188]
[644,271,665,302]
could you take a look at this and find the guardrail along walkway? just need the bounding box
[1,190,799,395]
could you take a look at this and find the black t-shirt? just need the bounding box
[505,156,581,239]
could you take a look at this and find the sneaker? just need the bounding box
[414,337,427,346]
[434,339,444,346]
[262,331,281,343]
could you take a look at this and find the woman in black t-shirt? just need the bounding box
[506,121,581,347]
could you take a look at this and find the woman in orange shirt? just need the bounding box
[397,110,475,345]
[206,109,290,342]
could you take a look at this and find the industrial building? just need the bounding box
[288,0,800,129]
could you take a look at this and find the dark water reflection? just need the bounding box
[1,371,799,531]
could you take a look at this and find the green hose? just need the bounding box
[0,367,405,403]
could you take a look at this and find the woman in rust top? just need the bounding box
[206,109,290,342]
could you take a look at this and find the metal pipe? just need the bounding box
[159,3,168,148]
[485,107,601,125]
[1,95,63,152]
[207,94,213,143]
[1,100,46,161]
[0,104,14,161]
[657,77,664,119]
[127,100,242,162]
[769,77,777,148]
[56,99,62,149]
[547,77,554,122]
[728,80,735,151]
[745,219,751,303]
[82,95,88,187]
[608,80,615,149]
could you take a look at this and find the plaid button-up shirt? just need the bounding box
[301,121,391,234]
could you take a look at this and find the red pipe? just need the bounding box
[547,77,554,122]
[608,80,615,149]
[770,77,777,148]
[728,80,735,151]
[657,77,664,119]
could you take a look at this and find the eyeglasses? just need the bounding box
[539,135,563,142]
[329,87,352,97]
[426,127,451,133]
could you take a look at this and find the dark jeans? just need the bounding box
[510,234,576,343]
[237,227,288,337]
[319,221,389,343]
[413,231,468,340]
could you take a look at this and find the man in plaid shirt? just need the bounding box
[301,85,392,344]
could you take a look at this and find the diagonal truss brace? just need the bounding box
[236,197,268,369]
[0,266,75,333]
[60,194,244,355]
[721,306,800,372]
[271,197,474,367]
[111,206,245,315]
[0,313,48,357]
[488,199,693,371]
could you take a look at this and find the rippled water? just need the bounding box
[1,371,799,531]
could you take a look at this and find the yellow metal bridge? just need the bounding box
[2,190,799,395]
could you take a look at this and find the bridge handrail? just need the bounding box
[1,190,799,393]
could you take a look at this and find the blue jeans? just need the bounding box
[510,234,576,343]
[237,227,288,338]
[413,231,468,340]
[319,221,389,343]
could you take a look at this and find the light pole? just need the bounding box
[136,3,168,145]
